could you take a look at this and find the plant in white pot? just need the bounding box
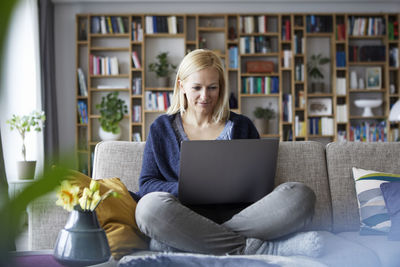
[96,92,128,141]
[253,106,275,135]
[6,110,46,180]
[307,53,330,93]
[148,52,176,87]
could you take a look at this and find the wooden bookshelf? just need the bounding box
[75,13,400,175]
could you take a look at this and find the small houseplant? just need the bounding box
[148,52,176,87]
[95,92,128,141]
[307,53,330,93]
[6,110,46,179]
[253,106,275,134]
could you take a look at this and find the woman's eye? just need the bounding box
[208,86,218,90]
[192,86,201,90]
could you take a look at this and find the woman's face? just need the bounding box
[180,67,220,117]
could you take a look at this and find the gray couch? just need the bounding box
[28,141,400,266]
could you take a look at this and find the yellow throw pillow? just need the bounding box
[67,170,149,260]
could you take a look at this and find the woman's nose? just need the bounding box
[200,87,208,98]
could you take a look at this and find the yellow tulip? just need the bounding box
[55,180,79,212]
[89,179,100,192]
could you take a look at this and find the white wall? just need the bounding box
[54,0,400,151]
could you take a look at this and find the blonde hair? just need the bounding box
[166,49,230,123]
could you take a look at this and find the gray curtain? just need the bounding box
[39,0,59,165]
[0,131,8,200]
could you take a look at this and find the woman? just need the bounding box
[135,49,322,257]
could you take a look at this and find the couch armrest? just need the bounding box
[28,192,69,250]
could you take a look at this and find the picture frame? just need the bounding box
[308,98,332,116]
[366,67,381,89]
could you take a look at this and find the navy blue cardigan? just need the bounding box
[136,112,260,199]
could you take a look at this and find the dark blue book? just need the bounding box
[91,16,100,33]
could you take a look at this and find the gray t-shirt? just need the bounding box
[172,113,233,143]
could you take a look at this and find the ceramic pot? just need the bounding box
[53,208,110,267]
[158,76,169,87]
[99,126,121,141]
[254,118,269,135]
[17,161,36,180]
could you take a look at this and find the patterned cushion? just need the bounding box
[352,167,400,235]
[380,182,400,240]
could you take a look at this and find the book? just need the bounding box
[117,16,125,33]
[145,16,153,34]
[91,16,100,34]
[131,51,141,68]
[77,68,88,96]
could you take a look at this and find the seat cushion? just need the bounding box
[338,231,400,267]
[380,182,400,241]
[315,231,380,267]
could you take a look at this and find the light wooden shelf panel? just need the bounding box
[350,116,386,120]
[145,33,185,38]
[90,33,130,38]
[348,61,386,66]
[145,87,174,91]
[349,89,386,93]
[198,27,225,32]
[240,52,280,57]
[241,72,279,77]
[90,74,130,78]
[240,93,279,97]
[90,47,129,51]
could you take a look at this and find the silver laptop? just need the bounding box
[178,139,279,206]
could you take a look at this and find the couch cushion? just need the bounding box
[275,141,332,231]
[380,182,400,241]
[338,231,400,267]
[314,231,380,267]
[352,167,400,235]
[325,142,400,233]
[93,141,146,192]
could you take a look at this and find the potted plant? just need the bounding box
[6,110,46,179]
[253,106,275,134]
[307,53,330,93]
[148,52,176,87]
[96,92,128,141]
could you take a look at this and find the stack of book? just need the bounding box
[89,55,119,75]
[132,21,143,41]
[282,94,292,122]
[281,19,291,41]
[77,68,88,96]
[229,46,238,68]
[241,77,279,94]
[336,23,346,40]
[145,91,173,111]
[295,63,304,81]
[336,78,346,95]
[91,16,126,34]
[132,105,141,122]
[349,121,387,142]
[145,16,179,34]
[131,52,142,68]
[336,104,348,123]
[348,16,385,36]
[309,117,334,135]
[132,78,142,95]
[295,116,306,137]
[336,51,346,67]
[77,101,88,124]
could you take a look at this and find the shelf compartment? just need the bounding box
[198,27,226,32]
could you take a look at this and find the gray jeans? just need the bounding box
[135,182,316,255]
